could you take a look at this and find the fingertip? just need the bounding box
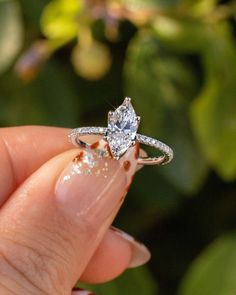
[80,228,132,284]
[72,288,95,295]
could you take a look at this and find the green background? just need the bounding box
[1,0,236,294]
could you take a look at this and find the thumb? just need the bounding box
[0,140,138,295]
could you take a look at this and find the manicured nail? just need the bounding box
[55,140,138,225]
[72,287,95,295]
[111,226,151,268]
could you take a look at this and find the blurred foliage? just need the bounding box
[79,266,158,294]
[179,232,236,295]
[0,0,236,294]
[0,0,23,74]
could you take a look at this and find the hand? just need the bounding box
[0,126,150,295]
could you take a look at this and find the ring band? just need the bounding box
[69,127,173,165]
[69,98,174,166]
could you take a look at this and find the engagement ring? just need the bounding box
[69,97,174,165]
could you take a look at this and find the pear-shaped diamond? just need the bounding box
[106,98,139,159]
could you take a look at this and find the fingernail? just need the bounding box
[72,287,95,295]
[111,226,151,268]
[55,140,138,225]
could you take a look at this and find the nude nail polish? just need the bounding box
[55,140,138,225]
[72,287,95,295]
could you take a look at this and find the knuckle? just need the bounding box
[0,238,52,295]
[0,227,70,295]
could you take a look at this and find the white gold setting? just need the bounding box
[69,98,174,165]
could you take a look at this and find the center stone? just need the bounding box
[106,98,139,159]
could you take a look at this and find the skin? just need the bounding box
[0,126,150,295]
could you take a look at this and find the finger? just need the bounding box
[0,126,70,203]
[80,227,151,284]
[0,140,139,295]
[0,126,143,205]
[72,288,95,295]
[136,146,147,171]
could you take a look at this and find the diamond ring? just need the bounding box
[69,97,174,165]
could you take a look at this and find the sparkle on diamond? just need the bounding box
[106,98,139,158]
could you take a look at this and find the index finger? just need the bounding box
[0,125,73,204]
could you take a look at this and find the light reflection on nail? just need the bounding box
[64,140,112,181]
[56,139,138,225]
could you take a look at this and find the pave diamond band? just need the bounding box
[69,97,174,166]
[135,133,173,165]
[69,127,173,165]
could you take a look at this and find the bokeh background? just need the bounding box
[1,0,236,294]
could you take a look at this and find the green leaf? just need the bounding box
[78,266,158,295]
[191,25,236,181]
[40,0,82,45]
[0,0,23,74]
[153,16,212,53]
[179,0,217,16]
[123,0,177,10]
[153,17,236,181]
[179,233,236,295]
[124,31,208,194]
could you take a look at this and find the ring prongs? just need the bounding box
[136,116,141,125]
[123,97,131,105]
[69,97,174,165]
[108,111,113,120]
[131,140,136,147]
